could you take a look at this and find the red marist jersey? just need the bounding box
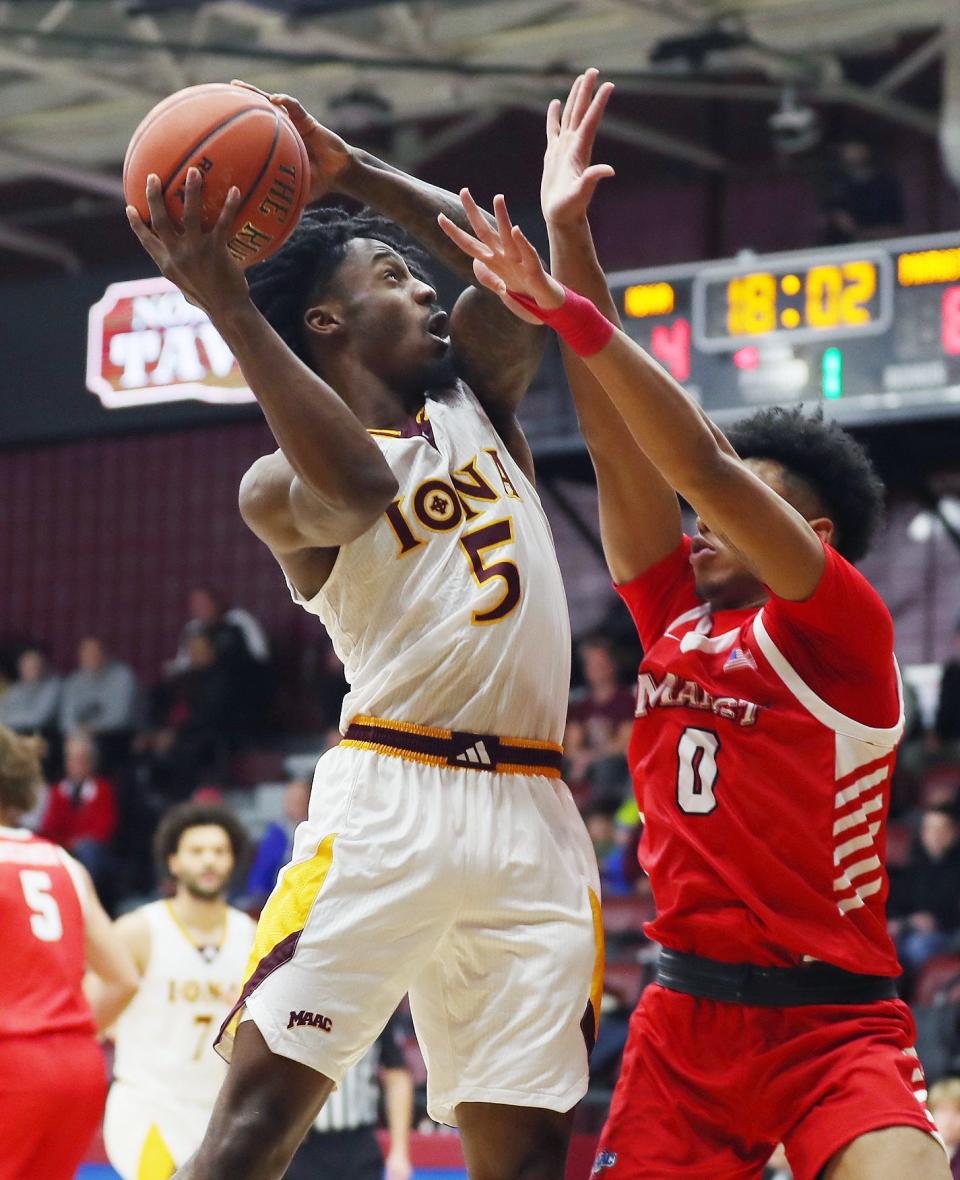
[617,538,904,976]
[0,827,95,1037]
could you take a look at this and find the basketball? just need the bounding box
[123,82,310,267]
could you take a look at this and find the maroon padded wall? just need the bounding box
[0,421,314,680]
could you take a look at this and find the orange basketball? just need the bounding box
[123,82,310,267]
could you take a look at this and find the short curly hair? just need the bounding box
[0,725,42,816]
[726,406,885,562]
[153,802,250,878]
[247,206,432,364]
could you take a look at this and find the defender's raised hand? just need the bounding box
[438,189,564,323]
[542,68,615,228]
[126,166,248,316]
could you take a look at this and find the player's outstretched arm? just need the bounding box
[126,167,398,555]
[79,869,142,1032]
[439,194,826,602]
[232,82,544,432]
[543,70,682,583]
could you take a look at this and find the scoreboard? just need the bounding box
[609,231,960,425]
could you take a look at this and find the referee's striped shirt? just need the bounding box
[312,1017,407,1133]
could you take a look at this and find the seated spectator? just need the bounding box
[583,803,634,897]
[888,802,960,975]
[59,637,139,771]
[892,673,928,802]
[929,1078,960,1179]
[565,633,634,803]
[244,779,310,911]
[818,138,906,245]
[0,647,62,777]
[933,622,960,763]
[168,586,270,672]
[0,647,61,736]
[138,633,234,800]
[167,587,272,731]
[39,731,118,903]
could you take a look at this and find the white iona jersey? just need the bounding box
[292,385,571,743]
[111,901,255,1106]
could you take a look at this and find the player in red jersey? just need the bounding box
[440,70,950,1180]
[0,724,139,1180]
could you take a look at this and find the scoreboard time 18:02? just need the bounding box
[611,231,960,425]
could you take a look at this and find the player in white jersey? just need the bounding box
[127,84,602,1180]
[88,803,255,1179]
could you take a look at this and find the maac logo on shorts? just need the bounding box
[592,1151,618,1173]
[288,1009,333,1032]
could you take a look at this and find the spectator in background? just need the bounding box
[583,803,633,896]
[818,138,906,245]
[39,731,118,903]
[168,587,272,733]
[168,587,270,673]
[139,633,234,800]
[888,802,960,974]
[59,637,139,771]
[929,1078,960,1179]
[934,621,960,762]
[0,647,61,736]
[565,633,634,804]
[0,647,62,778]
[244,779,310,911]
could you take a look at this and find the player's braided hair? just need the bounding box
[246,206,432,364]
[0,725,42,816]
[727,406,885,562]
[153,802,250,877]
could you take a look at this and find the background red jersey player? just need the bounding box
[440,71,952,1180]
[0,724,138,1180]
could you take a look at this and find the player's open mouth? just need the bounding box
[426,310,450,342]
[690,537,717,562]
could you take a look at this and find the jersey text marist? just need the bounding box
[619,536,903,974]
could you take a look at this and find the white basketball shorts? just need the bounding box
[216,727,604,1127]
[103,1080,213,1179]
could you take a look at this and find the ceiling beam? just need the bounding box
[0,219,81,271]
[0,142,125,198]
[0,42,148,101]
[875,29,945,94]
[513,95,727,169]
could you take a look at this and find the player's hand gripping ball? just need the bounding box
[123,82,309,267]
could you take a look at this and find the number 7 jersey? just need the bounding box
[617,537,905,976]
[290,385,572,744]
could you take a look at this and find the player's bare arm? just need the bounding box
[440,191,827,603]
[543,70,682,583]
[79,867,141,1032]
[126,166,399,587]
[233,83,544,473]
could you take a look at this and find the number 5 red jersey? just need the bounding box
[617,537,904,976]
[0,827,95,1037]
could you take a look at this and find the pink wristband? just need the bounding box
[507,285,615,357]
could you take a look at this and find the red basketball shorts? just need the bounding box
[0,1031,107,1180]
[593,984,943,1180]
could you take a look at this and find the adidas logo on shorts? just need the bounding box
[454,739,493,766]
[592,1152,618,1173]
